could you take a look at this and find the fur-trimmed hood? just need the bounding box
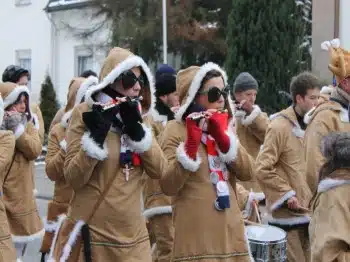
[84,47,156,116]
[61,76,98,128]
[271,106,305,138]
[174,62,235,121]
[320,85,334,95]
[0,82,32,119]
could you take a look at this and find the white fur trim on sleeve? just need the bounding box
[12,228,45,243]
[242,192,265,219]
[81,132,108,160]
[241,105,262,126]
[143,206,172,219]
[317,178,350,193]
[270,190,296,212]
[216,131,239,163]
[14,124,25,139]
[32,114,40,130]
[126,123,153,153]
[60,139,67,152]
[176,142,201,172]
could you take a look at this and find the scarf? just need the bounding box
[201,133,230,211]
[330,87,350,110]
[96,90,142,181]
[155,99,175,124]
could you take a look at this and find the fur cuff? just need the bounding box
[242,192,265,219]
[176,142,201,172]
[318,178,350,193]
[81,132,108,160]
[241,105,262,126]
[217,131,239,163]
[32,114,40,130]
[270,190,296,211]
[14,124,25,139]
[143,206,172,219]
[60,139,67,152]
[12,228,45,243]
[266,214,310,226]
[126,123,152,153]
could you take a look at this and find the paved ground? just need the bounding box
[23,164,54,262]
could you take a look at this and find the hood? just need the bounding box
[61,76,98,128]
[304,100,345,125]
[174,62,234,121]
[85,47,155,116]
[0,82,32,119]
[271,106,305,138]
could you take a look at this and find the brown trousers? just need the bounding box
[287,227,310,262]
[149,214,174,262]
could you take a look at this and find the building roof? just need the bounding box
[44,0,92,12]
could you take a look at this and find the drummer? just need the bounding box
[256,72,320,262]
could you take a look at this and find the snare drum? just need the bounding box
[246,225,287,262]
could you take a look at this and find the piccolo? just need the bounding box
[188,109,227,120]
[102,96,143,111]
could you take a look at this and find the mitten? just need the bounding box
[207,112,230,153]
[184,117,202,160]
[4,112,27,132]
[82,104,117,147]
[119,99,145,141]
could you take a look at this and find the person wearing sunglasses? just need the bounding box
[159,62,255,261]
[49,47,166,262]
[142,64,178,262]
[231,72,269,194]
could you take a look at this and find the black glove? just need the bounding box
[119,98,145,141]
[82,104,118,147]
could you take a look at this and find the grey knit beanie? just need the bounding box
[233,72,258,93]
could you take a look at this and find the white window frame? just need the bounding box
[15,0,31,7]
[74,46,94,77]
[15,49,32,89]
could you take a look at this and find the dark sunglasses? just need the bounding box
[117,70,145,89]
[198,86,229,103]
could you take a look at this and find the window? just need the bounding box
[15,0,31,6]
[15,49,32,89]
[75,46,93,76]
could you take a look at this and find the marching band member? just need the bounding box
[40,76,98,261]
[304,38,350,194]
[0,94,18,261]
[0,82,44,261]
[309,132,350,261]
[51,47,166,261]
[159,63,254,261]
[256,72,320,262]
[232,72,269,192]
[143,64,178,262]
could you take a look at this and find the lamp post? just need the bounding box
[162,0,168,64]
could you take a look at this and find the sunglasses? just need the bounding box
[198,86,229,103]
[117,70,146,89]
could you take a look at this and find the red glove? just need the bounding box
[185,117,202,160]
[207,112,230,153]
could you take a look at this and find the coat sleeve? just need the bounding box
[256,121,294,211]
[304,113,332,194]
[64,107,100,190]
[45,125,66,182]
[15,122,42,161]
[127,122,167,179]
[0,131,15,173]
[310,191,350,262]
[159,121,198,196]
[241,106,269,143]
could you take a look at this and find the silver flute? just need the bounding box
[102,96,143,111]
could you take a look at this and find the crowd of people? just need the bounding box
[0,37,348,262]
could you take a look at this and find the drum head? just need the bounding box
[246,225,286,242]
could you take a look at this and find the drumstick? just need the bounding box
[244,219,263,226]
[297,205,310,212]
[250,189,262,224]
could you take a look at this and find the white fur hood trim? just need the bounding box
[320,85,334,95]
[75,75,99,106]
[303,107,316,125]
[175,62,228,121]
[3,85,33,119]
[84,55,155,116]
[317,178,350,193]
[60,110,73,129]
[151,108,168,123]
[240,105,261,126]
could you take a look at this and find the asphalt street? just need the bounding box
[23,163,54,262]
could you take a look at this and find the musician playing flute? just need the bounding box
[309,132,350,261]
[256,72,320,262]
[51,47,167,261]
[159,63,255,261]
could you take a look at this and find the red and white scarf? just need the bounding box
[201,133,230,211]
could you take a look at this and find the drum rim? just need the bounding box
[245,224,287,242]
